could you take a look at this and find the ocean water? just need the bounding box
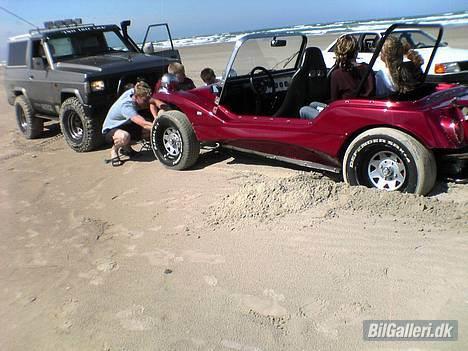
[171,10,468,48]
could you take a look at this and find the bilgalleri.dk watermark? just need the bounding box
[363,320,458,341]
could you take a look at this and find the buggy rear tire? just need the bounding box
[15,95,43,139]
[343,128,436,195]
[151,110,200,170]
[59,97,102,152]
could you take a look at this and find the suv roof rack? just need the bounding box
[28,18,95,35]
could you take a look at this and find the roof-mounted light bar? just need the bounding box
[43,18,83,30]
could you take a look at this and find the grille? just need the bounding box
[458,60,468,71]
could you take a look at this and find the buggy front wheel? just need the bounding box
[151,111,200,170]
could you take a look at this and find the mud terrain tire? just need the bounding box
[15,95,43,139]
[60,97,102,152]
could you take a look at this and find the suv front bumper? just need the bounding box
[427,72,468,85]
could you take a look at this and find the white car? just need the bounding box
[322,29,468,84]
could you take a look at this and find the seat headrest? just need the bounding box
[300,47,326,71]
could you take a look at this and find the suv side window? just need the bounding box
[31,40,48,70]
[8,41,28,66]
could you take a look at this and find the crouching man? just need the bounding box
[102,81,159,167]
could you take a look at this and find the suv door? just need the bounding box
[141,23,181,61]
[25,40,58,115]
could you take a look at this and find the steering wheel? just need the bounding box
[249,66,276,97]
[414,42,424,49]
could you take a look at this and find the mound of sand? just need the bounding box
[210,173,340,223]
[211,173,467,226]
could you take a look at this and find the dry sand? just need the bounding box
[0,26,467,351]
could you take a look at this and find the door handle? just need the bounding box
[29,75,34,80]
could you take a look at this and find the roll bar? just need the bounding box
[355,23,444,96]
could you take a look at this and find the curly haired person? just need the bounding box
[375,35,424,97]
[300,34,375,119]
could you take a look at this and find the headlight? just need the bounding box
[90,80,105,91]
[435,62,460,74]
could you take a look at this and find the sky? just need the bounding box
[0,0,467,60]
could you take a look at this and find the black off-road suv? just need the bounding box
[4,19,180,152]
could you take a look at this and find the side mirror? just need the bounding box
[32,57,46,70]
[271,38,287,47]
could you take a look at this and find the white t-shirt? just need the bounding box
[375,68,396,98]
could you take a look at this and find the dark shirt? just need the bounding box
[153,76,196,94]
[178,77,196,91]
[330,63,375,101]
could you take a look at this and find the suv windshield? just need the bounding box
[390,30,446,49]
[47,30,135,61]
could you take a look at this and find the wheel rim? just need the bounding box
[17,106,27,132]
[162,127,182,157]
[66,111,83,141]
[367,151,406,191]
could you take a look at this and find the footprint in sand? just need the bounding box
[314,301,372,337]
[116,305,156,331]
[142,249,177,266]
[237,289,288,317]
[54,298,79,332]
[27,229,40,238]
[95,258,119,272]
[203,275,218,287]
[78,258,118,285]
[135,201,156,208]
[182,250,225,264]
[31,251,47,266]
[125,245,137,257]
[299,297,329,318]
[78,269,103,286]
[220,339,263,351]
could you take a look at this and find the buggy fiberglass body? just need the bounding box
[151,24,468,195]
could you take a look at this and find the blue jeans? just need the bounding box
[299,102,328,120]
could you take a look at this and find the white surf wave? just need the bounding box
[172,11,468,48]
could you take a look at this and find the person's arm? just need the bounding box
[149,98,159,119]
[130,115,153,130]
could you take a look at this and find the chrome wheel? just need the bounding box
[162,127,182,157]
[368,151,406,191]
[17,106,27,132]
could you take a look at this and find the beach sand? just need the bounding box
[0,26,467,351]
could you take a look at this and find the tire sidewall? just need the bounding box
[151,116,185,167]
[15,100,27,135]
[345,134,418,193]
[14,96,42,138]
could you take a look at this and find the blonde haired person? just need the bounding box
[102,81,159,166]
[375,35,424,97]
[153,62,196,93]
